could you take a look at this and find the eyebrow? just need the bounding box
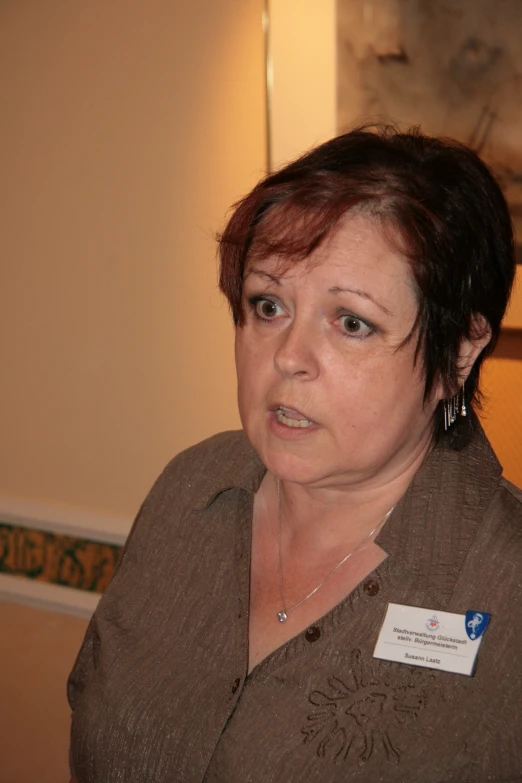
[244,272,392,316]
[328,286,392,315]
[244,270,282,285]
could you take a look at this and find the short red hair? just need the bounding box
[218,125,515,444]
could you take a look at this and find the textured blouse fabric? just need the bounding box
[68,425,522,782]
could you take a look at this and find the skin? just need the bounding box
[237,213,443,514]
[236,212,489,669]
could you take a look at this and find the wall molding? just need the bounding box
[0,497,130,616]
[0,573,99,618]
[0,496,132,546]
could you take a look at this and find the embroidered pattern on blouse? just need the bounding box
[301,648,475,766]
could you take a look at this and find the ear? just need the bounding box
[457,314,492,386]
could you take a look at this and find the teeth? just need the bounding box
[275,407,313,428]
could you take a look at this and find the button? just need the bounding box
[363,579,379,596]
[231,677,241,694]
[305,626,321,643]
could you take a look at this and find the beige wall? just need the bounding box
[0,2,265,780]
[481,353,522,488]
[0,600,88,783]
[0,0,266,520]
[268,0,336,169]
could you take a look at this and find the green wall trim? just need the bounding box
[0,521,122,593]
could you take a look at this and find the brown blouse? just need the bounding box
[68,423,522,782]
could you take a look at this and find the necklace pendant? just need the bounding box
[277,611,288,623]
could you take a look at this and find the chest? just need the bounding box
[247,506,388,672]
[205,575,501,783]
[73,530,511,783]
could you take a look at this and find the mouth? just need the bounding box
[272,405,316,429]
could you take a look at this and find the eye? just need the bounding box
[250,296,284,321]
[338,314,373,337]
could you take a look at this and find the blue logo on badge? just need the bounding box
[465,611,491,640]
[426,614,440,631]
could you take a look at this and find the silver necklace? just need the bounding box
[276,478,393,623]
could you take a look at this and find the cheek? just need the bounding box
[235,331,265,401]
[236,328,271,374]
[329,354,424,428]
[234,331,249,376]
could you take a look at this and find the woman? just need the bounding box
[68,126,522,782]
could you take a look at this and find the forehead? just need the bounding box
[246,212,415,292]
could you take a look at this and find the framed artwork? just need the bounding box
[336,0,522,243]
[266,0,522,325]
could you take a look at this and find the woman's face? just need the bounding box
[235,213,442,491]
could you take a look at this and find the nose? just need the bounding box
[273,318,320,380]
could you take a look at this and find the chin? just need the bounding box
[256,439,333,487]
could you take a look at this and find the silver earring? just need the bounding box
[443,383,466,430]
[444,394,458,430]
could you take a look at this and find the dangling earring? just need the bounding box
[444,394,457,430]
[443,382,466,431]
[460,381,467,417]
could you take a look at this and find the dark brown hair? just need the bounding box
[218,125,516,444]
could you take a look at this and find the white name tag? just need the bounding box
[373,603,490,676]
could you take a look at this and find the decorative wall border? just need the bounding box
[0,497,132,617]
[0,522,122,591]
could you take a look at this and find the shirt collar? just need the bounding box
[375,419,503,606]
[195,432,266,510]
[197,423,503,608]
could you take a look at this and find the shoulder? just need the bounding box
[110,430,257,579]
[474,469,522,554]
[489,476,522,533]
[500,475,522,505]
[133,429,260,532]
[457,421,522,543]
[471,475,522,606]
[153,429,259,505]
[161,430,251,483]
[486,476,522,559]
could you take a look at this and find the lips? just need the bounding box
[271,404,316,428]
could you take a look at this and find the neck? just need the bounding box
[271,432,433,550]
